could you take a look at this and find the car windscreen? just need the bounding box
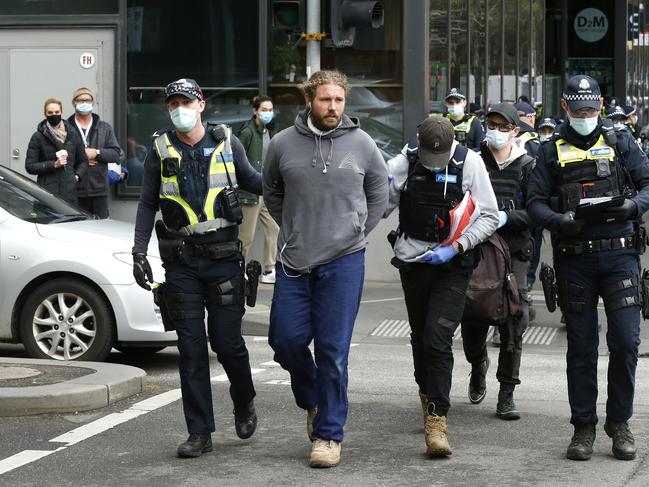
[0,167,89,224]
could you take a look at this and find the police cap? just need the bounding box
[537,117,557,130]
[623,105,637,117]
[562,75,601,111]
[165,78,204,102]
[445,88,466,101]
[417,115,454,167]
[605,105,627,120]
[514,101,535,117]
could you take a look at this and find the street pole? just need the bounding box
[306,0,321,78]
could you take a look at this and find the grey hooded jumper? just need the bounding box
[263,110,388,273]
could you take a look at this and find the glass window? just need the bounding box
[124,0,259,190]
[487,0,503,105]
[519,0,531,104]
[430,0,449,113]
[450,0,468,96]
[532,0,544,106]
[0,0,118,15]
[470,0,487,109]
[503,0,518,101]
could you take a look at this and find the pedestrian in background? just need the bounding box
[68,87,124,218]
[444,88,485,151]
[527,75,649,462]
[461,103,535,420]
[25,98,87,204]
[237,95,279,284]
[132,78,261,458]
[537,117,558,143]
[385,115,498,457]
[263,69,388,468]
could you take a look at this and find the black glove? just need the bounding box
[603,198,637,222]
[559,211,585,236]
[133,254,154,290]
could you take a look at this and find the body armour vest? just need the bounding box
[399,145,468,242]
[487,155,533,211]
[154,125,238,236]
[554,135,624,199]
[447,115,476,146]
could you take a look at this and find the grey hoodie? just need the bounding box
[263,110,388,272]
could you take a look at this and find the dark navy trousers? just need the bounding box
[268,250,365,443]
[165,254,255,434]
[556,251,641,425]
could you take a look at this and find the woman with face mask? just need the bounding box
[24,97,88,204]
[236,95,279,284]
[461,102,536,423]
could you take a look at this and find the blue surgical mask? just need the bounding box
[614,123,625,131]
[485,129,512,150]
[539,134,551,142]
[569,115,599,136]
[447,104,464,117]
[75,102,93,114]
[258,111,274,125]
[170,106,198,132]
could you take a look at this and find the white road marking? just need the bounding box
[50,410,148,446]
[211,367,265,383]
[263,379,291,385]
[0,448,66,476]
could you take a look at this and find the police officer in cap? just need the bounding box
[606,105,631,134]
[537,118,558,143]
[623,105,640,139]
[527,75,649,461]
[514,101,541,159]
[132,78,262,458]
[444,88,485,151]
[385,115,498,457]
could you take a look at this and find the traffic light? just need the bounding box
[272,0,305,31]
[330,0,384,48]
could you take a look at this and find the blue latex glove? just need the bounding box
[498,210,509,229]
[415,245,458,265]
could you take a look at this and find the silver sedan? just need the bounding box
[0,164,175,361]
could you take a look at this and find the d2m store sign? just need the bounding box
[574,8,608,43]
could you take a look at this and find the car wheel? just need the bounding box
[20,278,115,361]
[114,345,166,355]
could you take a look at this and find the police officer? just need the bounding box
[623,105,640,139]
[444,88,485,151]
[515,101,541,159]
[385,115,498,457]
[527,75,649,462]
[605,105,631,134]
[461,103,535,419]
[132,78,262,458]
[537,118,558,143]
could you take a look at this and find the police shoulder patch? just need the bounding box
[203,147,216,157]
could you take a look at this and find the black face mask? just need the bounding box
[46,114,62,126]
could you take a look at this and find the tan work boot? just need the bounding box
[418,390,427,424]
[309,438,341,468]
[307,407,317,441]
[424,405,452,457]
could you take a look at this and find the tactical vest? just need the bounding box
[154,126,238,235]
[399,145,468,242]
[554,135,623,199]
[487,155,533,210]
[447,115,476,145]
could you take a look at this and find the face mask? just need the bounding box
[485,129,512,150]
[539,134,551,142]
[258,112,273,125]
[447,104,464,117]
[46,114,61,126]
[569,115,598,136]
[75,102,93,114]
[614,123,625,131]
[170,106,198,132]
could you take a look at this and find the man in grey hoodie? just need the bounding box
[263,69,388,468]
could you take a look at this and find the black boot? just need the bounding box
[468,357,490,404]
[234,399,257,439]
[496,384,520,420]
[566,423,596,461]
[604,420,636,460]
[177,433,213,458]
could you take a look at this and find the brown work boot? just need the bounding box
[418,390,427,423]
[424,404,452,457]
[309,438,341,468]
[307,407,317,441]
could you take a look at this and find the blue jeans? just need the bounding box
[556,251,641,425]
[269,250,365,442]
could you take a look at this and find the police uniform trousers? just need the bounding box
[399,256,473,416]
[164,253,256,434]
[268,250,365,443]
[461,256,530,386]
[555,250,641,426]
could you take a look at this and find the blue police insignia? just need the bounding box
[436,173,458,183]
[589,147,613,157]
[203,147,215,157]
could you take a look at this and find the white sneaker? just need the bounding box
[260,269,276,284]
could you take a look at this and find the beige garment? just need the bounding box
[240,197,279,272]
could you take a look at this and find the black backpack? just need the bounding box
[462,232,520,324]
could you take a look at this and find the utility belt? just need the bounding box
[155,220,240,264]
[555,227,646,256]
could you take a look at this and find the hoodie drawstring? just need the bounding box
[313,134,334,174]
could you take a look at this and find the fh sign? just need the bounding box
[79,52,96,69]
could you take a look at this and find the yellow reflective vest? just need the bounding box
[153,126,238,235]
